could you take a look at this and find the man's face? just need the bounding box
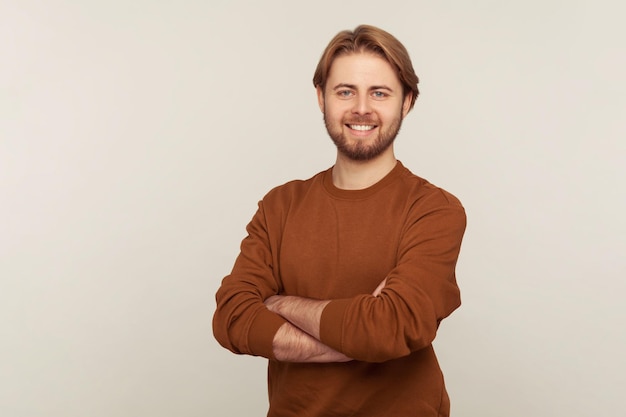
[317,52,412,161]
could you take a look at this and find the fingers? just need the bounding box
[372,278,387,297]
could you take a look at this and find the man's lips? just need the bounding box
[346,124,377,131]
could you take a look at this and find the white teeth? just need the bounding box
[349,124,375,131]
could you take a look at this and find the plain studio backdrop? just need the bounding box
[1,1,624,416]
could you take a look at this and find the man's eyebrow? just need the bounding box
[369,85,394,92]
[331,83,395,92]
[332,83,357,90]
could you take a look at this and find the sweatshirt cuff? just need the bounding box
[319,298,352,353]
[247,308,287,360]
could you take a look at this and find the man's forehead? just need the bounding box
[327,53,401,88]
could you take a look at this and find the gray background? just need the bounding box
[1,0,624,416]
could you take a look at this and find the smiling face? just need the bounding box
[317,52,412,161]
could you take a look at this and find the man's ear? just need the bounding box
[401,93,413,118]
[316,86,325,113]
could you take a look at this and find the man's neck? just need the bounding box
[332,150,398,190]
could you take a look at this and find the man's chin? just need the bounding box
[336,144,389,162]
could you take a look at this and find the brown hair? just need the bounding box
[313,25,420,110]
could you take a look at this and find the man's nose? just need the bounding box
[351,95,372,115]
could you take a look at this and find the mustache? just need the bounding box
[344,116,379,124]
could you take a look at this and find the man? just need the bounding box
[213,24,466,416]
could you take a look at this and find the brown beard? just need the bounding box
[323,111,404,161]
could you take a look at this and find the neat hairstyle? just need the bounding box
[313,24,420,110]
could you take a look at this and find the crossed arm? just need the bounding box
[264,279,386,362]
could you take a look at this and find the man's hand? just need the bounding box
[265,295,329,340]
[265,295,352,363]
[271,322,352,362]
[263,279,386,363]
[266,277,387,339]
[264,295,284,313]
[372,278,387,297]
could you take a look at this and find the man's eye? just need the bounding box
[337,90,353,97]
[372,91,388,98]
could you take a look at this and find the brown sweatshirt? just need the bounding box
[213,161,466,416]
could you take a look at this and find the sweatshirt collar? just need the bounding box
[322,160,406,200]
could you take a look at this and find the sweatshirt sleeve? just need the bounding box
[319,192,466,363]
[212,200,287,359]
